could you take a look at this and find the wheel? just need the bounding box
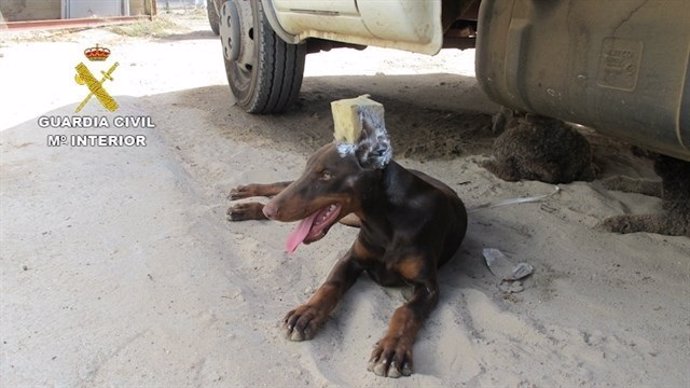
[219,0,306,114]
[207,0,220,35]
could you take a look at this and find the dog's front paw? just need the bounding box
[228,184,258,200]
[227,202,265,221]
[367,335,414,378]
[283,304,328,341]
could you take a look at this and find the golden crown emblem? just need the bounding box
[84,44,111,61]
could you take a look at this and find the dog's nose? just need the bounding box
[263,202,278,220]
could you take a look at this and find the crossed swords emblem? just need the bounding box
[74,62,119,113]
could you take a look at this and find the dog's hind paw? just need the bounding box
[227,202,266,221]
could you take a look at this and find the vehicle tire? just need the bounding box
[207,0,220,35]
[219,0,306,114]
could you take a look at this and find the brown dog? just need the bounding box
[228,110,468,377]
[599,154,690,236]
[483,112,597,183]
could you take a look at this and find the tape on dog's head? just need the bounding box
[336,107,392,169]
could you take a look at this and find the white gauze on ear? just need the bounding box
[336,106,392,169]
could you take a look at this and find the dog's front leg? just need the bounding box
[283,249,362,341]
[228,181,293,200]
[227,181,293,221]
[368,278,439,378]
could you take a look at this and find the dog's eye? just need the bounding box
[319,170,332,181]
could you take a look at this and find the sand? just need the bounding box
[1,13,689,387]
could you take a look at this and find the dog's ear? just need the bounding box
[354,107,392,169]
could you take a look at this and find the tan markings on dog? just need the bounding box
[338,213,362,227]
[397,257,425,281]
[352,239,378,260]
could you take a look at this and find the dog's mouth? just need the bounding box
[285,203,342,253]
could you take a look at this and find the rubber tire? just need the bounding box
[225,0,306,114]
[207,0,220,35]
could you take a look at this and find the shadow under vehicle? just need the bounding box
[207,0,690,161]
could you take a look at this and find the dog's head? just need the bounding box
[264,109,392,252]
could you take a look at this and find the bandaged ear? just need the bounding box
[332,95,393,169]
[353,107,392,169]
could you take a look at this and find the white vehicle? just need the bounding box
[207,0,690,161]
[207,0,477,113]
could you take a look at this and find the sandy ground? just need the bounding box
[1,13,689,388]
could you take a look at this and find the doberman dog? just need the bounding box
[227,109,468,378]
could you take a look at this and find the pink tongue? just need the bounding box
[285,212,319,253]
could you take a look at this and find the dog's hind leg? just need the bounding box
[599,213,689,236]
[598,214,667,234]
[600,176,662,197]
[228,181,292,200]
